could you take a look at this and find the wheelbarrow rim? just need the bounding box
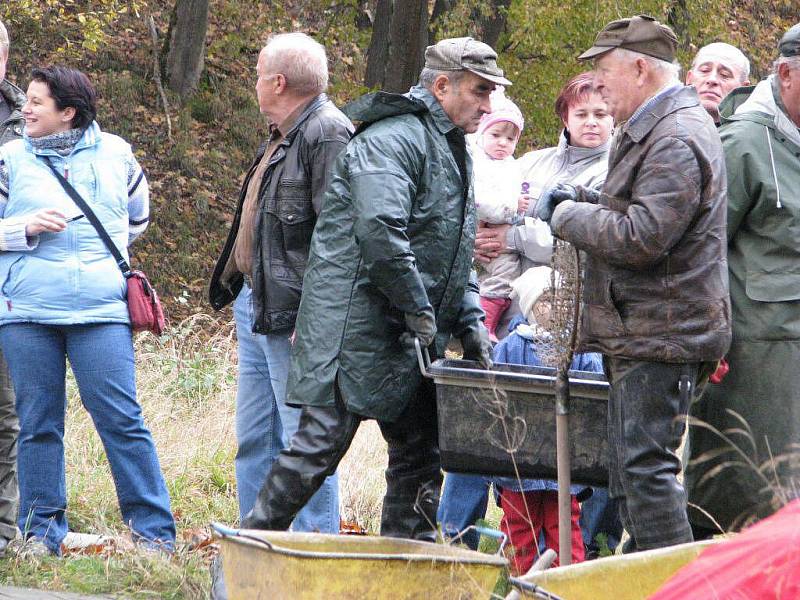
[212,525,508,566]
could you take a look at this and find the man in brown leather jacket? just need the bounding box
[536,15,730,551]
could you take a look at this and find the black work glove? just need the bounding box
[400,307,437,348]
[461,326,494,370]
[535,183,578,223]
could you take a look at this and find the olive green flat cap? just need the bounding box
[425,37,512,86]
[578,15,678,63]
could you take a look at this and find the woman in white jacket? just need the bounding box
[474,72,614,333]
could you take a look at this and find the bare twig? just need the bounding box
[147,14,173,143]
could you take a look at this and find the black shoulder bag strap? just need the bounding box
[43,157,132,277]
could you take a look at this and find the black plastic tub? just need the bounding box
[425,358,610,487]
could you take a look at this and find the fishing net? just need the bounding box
[534,239,582,369]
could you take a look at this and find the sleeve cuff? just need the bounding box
[0,219,39,251]
[550,199,577,233]
[505,226,519,251]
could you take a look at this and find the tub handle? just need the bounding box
[447,525,507,556]
[211,522,240,538]
[415,337,432,378]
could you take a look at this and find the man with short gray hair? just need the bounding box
[686,42,750,123]
[535,15,730,551]
[0,17,23,556]
[241,37,500,541]
[686,22,800,538]
[209,32,352,536]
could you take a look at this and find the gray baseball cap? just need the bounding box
[779,23,800,57]
[424,37,512,86]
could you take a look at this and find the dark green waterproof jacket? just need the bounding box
[284,86,483,421]
[687,78,800,530]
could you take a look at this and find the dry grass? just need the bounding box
[1,315,394,596]
[65,314,241,535]
[339,421,388,533]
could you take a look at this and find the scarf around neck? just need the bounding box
[26,127,84,156]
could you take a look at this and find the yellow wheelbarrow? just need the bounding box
[211,523,561,599]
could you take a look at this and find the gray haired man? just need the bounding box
[686,42,750,124]
[209,33,352,535]
[0,18,23,556]
[536,15,730,552]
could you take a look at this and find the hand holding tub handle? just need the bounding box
[400,306,437,348]
[461,325,494,370]
[535,183,578,223]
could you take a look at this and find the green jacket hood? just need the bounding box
[718,85,755,122]
[721,76,800,147]
[343,86,458,135]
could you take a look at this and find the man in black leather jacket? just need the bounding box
[0,18,24,556]
[208,32,352,535]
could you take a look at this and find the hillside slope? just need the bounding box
[0,0,792,327]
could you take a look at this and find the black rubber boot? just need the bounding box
[378,379,442,542]
[380,474,441,542]
[242,402,360,530]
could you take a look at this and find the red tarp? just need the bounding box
[650,499,800,600]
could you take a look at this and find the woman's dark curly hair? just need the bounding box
[31,66,97,130]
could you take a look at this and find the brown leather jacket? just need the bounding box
[551,86,731,362]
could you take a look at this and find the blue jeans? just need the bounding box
[0,322,176,554]
[580,487,622,554]
[437,472,492,550]
[234,285,339,532]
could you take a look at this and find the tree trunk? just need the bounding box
[365,0,429,93]
[667,0,691,51]
[480,0,512,49]
[164,0,209,100]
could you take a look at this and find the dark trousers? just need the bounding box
[604,358,707,551]
[242,377,442,540]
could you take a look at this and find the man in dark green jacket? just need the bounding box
[0,18,23,556]
[686,22,800,536]
[242,38,502,540]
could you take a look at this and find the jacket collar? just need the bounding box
[556,129,611,163]
[624,85,700,143]
[343,86,457,135]
[0,79,25,113]
[0,79,25,133]
[24,120,102,156]
[408,86,459,135]
[279,94,329,144]
[722,76,800,148]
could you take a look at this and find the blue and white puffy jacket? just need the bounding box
[0,122,149,325]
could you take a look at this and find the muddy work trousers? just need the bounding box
[0,353,17,542]
[604,358,707,552]
[242,378,442,541]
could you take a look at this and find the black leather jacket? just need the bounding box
[0,80,25,146]
[209,94,353,333]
